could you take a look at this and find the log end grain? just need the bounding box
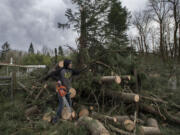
[139,126,161,135]
[70,88,76,98]
[134,94,140,102]
[124,119,135,131]
[61,107,72,120]
[115,76,121,84]
[79,108,89,118]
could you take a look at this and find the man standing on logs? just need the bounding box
[43,59,87,123]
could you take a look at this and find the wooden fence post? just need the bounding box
[11,71,16,100]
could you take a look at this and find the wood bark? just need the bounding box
[101,76,121,84]
[105,90,139,103]
[79,107,89,118]
[114,115,135,131]
[91,112,117,123]
[121,75,131,81]
[25,105,39,116]
[109,124,133,135]
[147,118,159,128]
[139,126,161,135]
[130,115,145,125]
[77,116,110,135]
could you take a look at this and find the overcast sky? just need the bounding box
[0,0,148,52]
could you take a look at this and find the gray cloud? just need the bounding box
[0,0,146,52]
[0,0,77,52]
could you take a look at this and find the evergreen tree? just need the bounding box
[55,48,57,63]
[58,0,110,66]
[58,46,64,56]
[1,42,10,60]
[106,0,129,47]
[28,43,34,54]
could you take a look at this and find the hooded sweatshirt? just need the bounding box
[60,59,80,91]
[44,59,80,91]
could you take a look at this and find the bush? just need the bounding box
[22,54,51,65]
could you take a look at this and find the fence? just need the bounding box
[0,72,16,100]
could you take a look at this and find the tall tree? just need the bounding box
[133,11,151,54]
[58,0,110,66]
[107,0,129,46]
[1,42,10,60]
[54,48,57,63]
[28,43,34,54]
[148,0,170,59]
[167,0,180,58]
[58,46,64,56]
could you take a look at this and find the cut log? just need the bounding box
[124,120,135,132]
[69,88,76,98]
[139,126,161,135]
[101,76,121,84]
[61,107,73,120]
[164,109,180,125]
[43,111,56,122]
[130,115,145,125]
[79,107,89,118]
[77,116,110,135]
[105,90,139,103]
[109,124,133,135]
[25,105,39,116]
[121,75,131,81]
[147,118,159,128]
[114,116,135,132]
[91,112,117,123]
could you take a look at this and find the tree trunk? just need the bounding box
[179,23,180,59]
[77,116,110,135]
[105,90,140,103]
[109,124,133,135]
[116,116,135,131]
[114,115,135,131]
[139,126,161,135]
[91,112,117,123]
[25,105,39,116]
[61,107,74,120]
[79,107,89,118]
[101,76,121,84]
[147,118,159,128]
[160,21,164,59]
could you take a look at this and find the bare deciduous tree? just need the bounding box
[132,11,151,54]
[148,0,170,59]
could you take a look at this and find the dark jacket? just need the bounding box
[44,60,82,91]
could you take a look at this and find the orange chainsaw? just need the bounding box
[56,81,72,113]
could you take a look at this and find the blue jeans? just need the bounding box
[52,92,72,123]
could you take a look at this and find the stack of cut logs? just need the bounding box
[18,64,180,135]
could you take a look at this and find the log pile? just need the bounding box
[16,70,180,135]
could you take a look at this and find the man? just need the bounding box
[43,59,86,123]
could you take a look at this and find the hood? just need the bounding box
[63,59,72,69]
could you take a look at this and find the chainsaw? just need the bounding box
[56,81,72,113]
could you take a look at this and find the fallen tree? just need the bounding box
[77,116,110,135]
[105,90,140,103]
[139,118,161,135]
[101,76,121,84]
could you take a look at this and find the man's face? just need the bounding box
[68,63,72,69]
